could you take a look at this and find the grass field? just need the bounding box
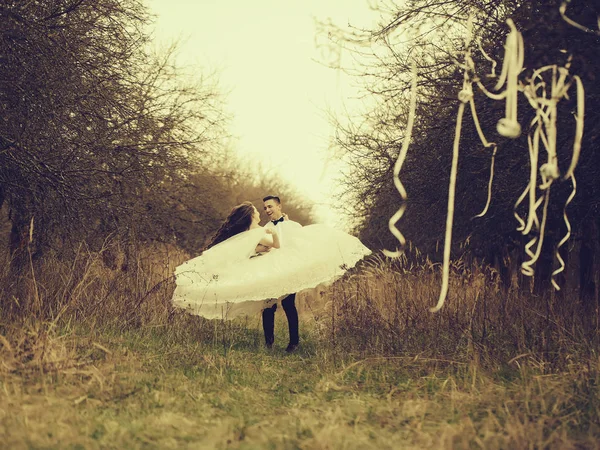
[1,317,599,449]
[0,248,599,449]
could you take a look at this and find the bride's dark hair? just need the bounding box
[205,201,256,250]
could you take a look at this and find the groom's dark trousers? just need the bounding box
[262,293,298,346]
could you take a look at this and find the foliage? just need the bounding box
[327,0,600,294]
[0,0,314,286]
[0,0,226,268]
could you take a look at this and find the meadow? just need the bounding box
[0,244,598,449]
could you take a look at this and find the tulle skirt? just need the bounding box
[172,223,371,319]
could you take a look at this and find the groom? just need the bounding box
[262,195,300,353]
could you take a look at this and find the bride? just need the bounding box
[172,201,371,320]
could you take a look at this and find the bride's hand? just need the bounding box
[266,227,281,249]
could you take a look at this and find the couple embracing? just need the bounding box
[172,195,370,352]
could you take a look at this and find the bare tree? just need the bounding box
[0,0,226,272]
[323,0,600,295]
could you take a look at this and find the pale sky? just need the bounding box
[145,0,380,228]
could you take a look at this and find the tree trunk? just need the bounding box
[579,219,598,309]
[533,232,555,295]
[9,210,29,274]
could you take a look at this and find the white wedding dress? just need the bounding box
[172,221,371,319]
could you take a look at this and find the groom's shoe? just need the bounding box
[285,343,298,353]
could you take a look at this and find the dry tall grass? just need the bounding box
[324,255,599,366]
[0,241,598,448]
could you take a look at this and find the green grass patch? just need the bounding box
[1,318,599,449]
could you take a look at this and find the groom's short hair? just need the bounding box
[262,195,280,204]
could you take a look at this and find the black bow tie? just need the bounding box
[271,217,284,225]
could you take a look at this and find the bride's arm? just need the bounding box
[256,228,280,251]
[268,228,280,248]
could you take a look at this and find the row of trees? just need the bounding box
[159,159,315,254]
[329,0,599,300]
[1,0,216,262]
[0,0,313,281]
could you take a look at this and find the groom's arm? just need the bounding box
[282,213,302,227]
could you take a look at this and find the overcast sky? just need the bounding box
[145,0,381,228]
